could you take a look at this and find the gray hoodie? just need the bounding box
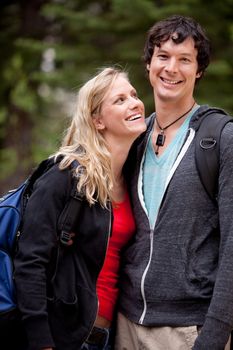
[119,105,233,349]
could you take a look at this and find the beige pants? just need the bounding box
[115,312,231,350]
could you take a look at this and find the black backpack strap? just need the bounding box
[195,113,233,201]
[58,192,83,246]
[21,157,58,215]
[57,161,83,246]
[25,157,58,195]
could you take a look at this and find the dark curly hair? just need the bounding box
[143,15,211,79]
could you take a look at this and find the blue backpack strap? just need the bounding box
[195,113,233,201]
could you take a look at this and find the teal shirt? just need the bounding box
[143,109,198,228]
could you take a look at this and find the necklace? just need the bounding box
[155,102,195,155]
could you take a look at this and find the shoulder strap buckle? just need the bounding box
[60,231,72,246]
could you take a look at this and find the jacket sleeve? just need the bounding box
[14,164,73,350]
[193,122,233,349]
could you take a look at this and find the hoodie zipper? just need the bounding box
[138,128,195,324]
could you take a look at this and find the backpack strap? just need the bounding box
[195,113,233,201]
[57,161,83,246]
[24,157,58,199]
[58,191,83,246]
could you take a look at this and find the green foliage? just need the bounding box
[0,0,233,193]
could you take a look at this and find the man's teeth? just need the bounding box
[162,78,180,84]
[127,114,141,121]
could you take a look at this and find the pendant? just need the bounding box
[156,132,166,146]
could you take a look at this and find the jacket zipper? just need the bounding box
[83,203,112,344]
[139,228,154,324]
[138,128,195,324]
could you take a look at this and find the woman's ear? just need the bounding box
[146,64,150,71]
[92,115,105,130]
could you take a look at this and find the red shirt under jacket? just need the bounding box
[96,191,136,322]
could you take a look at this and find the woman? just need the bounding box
[13,66,146,350]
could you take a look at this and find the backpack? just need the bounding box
[0,157,82,320]
[195,110,233,201]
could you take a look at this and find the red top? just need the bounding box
[96,191,136,322]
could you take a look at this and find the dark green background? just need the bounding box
[0,0,233,194]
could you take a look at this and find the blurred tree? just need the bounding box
[0,0,233,194]
[0,0,52,191]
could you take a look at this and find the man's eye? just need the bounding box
[158,54,168,60]
[181,57,190,63]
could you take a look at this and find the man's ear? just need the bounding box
[92,115,105,130]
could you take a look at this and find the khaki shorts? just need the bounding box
[115,312,231,350]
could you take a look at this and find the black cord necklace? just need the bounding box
[155,102,195,155]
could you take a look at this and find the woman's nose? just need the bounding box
[129,97,143,110]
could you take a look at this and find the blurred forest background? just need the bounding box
[0,0,233,195]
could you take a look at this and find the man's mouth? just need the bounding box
[161,77,182,85]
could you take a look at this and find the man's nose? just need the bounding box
[165,58,178,73]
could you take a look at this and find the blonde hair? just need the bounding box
[54,67,128,207]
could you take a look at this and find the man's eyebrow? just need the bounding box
[156,48,194,57]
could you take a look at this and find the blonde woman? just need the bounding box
[13,67,146,350]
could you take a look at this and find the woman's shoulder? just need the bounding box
[32,159,76,201]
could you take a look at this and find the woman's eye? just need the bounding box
[115,97,124,103]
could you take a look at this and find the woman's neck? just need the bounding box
[109,139,131,178]
[109,142,130,203]
[111,175,126,204]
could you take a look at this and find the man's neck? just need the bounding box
[155,99,196,124]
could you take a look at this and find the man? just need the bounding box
[116,15,233,350]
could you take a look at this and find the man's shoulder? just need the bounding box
[190,104,232,129]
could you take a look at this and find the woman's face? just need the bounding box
[93,75,146,143]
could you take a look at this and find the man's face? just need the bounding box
[147,36,201,105]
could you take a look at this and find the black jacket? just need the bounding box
[14,161,112,350]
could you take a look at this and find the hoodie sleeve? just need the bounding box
[193,121,233,349]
